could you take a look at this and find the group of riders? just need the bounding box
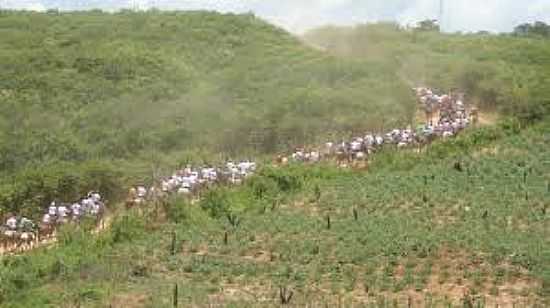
[1,191,105,252]
[282,87,477,166]
[126,160,257,207]
[1,87,476,253]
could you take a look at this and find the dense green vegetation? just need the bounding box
[0,11,417,216]
[514,21,550,38]
[303,22,550,122]
[1,12,550,218]
[1,119,548,307]
[0,11,415,169]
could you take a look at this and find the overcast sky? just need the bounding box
[2,0,550,33]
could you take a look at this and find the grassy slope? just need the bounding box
[0,11,412,172]
[2,120,548,307]
[0,11,414,217]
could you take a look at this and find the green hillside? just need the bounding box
[0,11,549,307]
[303,23,550,120]
[0,11,413,171]
[0,12,417,216]
[2,13,550,217]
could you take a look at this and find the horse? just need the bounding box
[274,155,289,166]
[470,108,479,125]
[39,222,55,240]
[17,231,36,251]
[351,151,369,170]
[177,187,192,196]
[0,226,15,251]
[323,142,335,158]
[4,231,20,252]
[125,198,136,210]
[96,202,106,221]
[335,151,352,168]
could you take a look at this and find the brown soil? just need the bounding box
[109,292,149,308]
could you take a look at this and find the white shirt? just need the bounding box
[82,198,94,211]
[181,178,191,189]
[351,141,362,151]
[49,206,58,216]
[162,181,170,192]
[137,186,147,197]
[91,193,101,203]
[6,217,17,229]
[238,162,248,171]
[42,214,51,224]
[58,206,68,217]
[90,203,100,215]
[71,203,81,216]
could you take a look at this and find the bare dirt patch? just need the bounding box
[477,112,499,126]
[109,292,150,308]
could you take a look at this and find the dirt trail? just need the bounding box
[477,112,499,126]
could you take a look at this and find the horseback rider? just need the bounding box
[6,216,18,230]
[137,186,147,199]
[71,202,82,220]
[19,217,35,232]
[48,202,58,217]
[57,204,69,223]
[42,213,52,225]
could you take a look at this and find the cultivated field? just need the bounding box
[2,120,548,307]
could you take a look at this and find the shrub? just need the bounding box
[200,188,230,218]
[261,167,302,193]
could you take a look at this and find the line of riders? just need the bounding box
[278,87,478,167]
[1,191,105,252]
[1,87,476,253]
[126,160,257,207]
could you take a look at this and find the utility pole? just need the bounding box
[439,0,444,32]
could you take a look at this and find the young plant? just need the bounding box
[173,283,178,307]
[279,286,294,305]
[170,231,177,255]
[226,213,241,228]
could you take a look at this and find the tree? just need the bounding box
[416,19,440,32]
[513,21,550,38]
